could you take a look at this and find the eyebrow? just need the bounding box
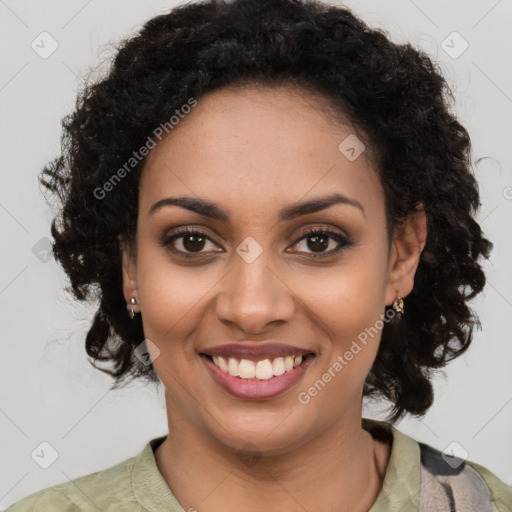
[148,192,365,221]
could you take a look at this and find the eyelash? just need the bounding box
[160,226,351,259]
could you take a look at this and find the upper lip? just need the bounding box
[199,343,315,362]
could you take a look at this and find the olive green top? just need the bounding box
[5,418,511,511]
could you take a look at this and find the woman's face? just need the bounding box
[121,85,425,455]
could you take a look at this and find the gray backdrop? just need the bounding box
[1,0,511,508]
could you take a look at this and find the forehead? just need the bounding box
[139,85,383,222]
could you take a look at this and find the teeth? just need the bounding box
[218,355,228,372]
[272,357,285,376]
[239,359,256,379]
[228,357,239,377]
[210,354,306,380]
[255,360,274,380]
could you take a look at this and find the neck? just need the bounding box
[154,399,391,512]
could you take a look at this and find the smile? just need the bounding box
[208,354,307,379]
[200,353,316,400]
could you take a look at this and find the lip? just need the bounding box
[199,343,315,362]
[200,353,316,400]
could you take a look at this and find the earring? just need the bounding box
[128,296,138,319]
[392,294,404,315]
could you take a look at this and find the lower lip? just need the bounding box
[200,355,315,400]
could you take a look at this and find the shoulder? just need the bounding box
[465,459,512,512]
[3,487,78,512]
[417,441,512,512]
[4,452,141,512]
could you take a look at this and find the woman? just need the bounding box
[7,0,511,510]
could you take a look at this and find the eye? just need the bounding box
[160,226,351,259]
[287,227,350,258]
[161,227,221,258]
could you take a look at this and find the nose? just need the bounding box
[214,250,295,335]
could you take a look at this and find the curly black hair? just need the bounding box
[40,0,493,423]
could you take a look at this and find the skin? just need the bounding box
[120,84,427,512]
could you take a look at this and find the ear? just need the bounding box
[385,206,427,306]
[118,234,140,313]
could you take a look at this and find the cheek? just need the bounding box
[293,250,388,384]
[297,254,387,336]
[135,244,211,347]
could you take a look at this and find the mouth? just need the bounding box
[199,352,316,400]
[199,352,316,380]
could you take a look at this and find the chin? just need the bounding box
[208,416,312,458]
